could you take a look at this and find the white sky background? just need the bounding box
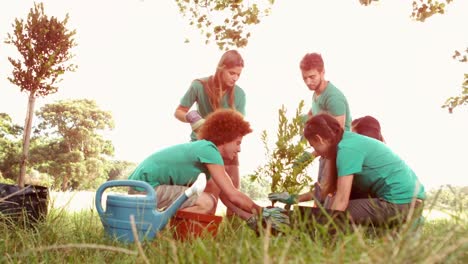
[0,0,467,190]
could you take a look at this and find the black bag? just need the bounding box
[0,183,49,225]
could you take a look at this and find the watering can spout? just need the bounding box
[156,173,207,227]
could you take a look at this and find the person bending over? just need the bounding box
[129,109,288,231]
[301,113,425,227]
[270,115,387,205]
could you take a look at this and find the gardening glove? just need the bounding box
[246,215,259,231]
[262,207,290,227]
[246,207,290,234]
[268,192,298,205]
[185,110,205,132]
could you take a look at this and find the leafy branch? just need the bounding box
[249,100,315,195]
[175,0,274,50]
[442,48,468,113]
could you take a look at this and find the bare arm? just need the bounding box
[333,114,346,129]
[174,105,190,122]
[297,191,314,203]
[219,193,253,220]
[206,163,261,215]
[329,175,353,211]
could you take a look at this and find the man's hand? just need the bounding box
[268,192,298,205]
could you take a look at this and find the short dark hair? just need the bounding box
[352,116,384,142]
[300,53,324,72]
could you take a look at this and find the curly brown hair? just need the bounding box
[198,109,252,146]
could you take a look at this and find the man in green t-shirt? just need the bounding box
[129,109,289,231]
[300,53,351,130]
[299,53,352,204]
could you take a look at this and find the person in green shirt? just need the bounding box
[299,52,352,204]
[303,113,425,226]
[173,50,246,216]
[269,115,386,205]
[300,53,351,130]
[129,109,289,231]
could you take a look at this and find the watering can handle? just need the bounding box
[95,180,156,216]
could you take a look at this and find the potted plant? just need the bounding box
[249,100,316,210]
[1,3,75,226]
[0,178,49,226]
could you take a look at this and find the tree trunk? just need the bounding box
[18,92,36,188]
[61,174,68,191]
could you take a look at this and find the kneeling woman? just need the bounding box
[304,113,425,226]
[128,109,288,230]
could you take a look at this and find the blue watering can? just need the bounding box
[95,173,207,243]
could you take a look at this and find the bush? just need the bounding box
[240,175,269,200]
[249,100,316,194]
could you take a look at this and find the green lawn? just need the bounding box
[1,206,467,264]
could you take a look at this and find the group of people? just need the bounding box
[127,50,426,234]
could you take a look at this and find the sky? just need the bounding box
[0,0,467,190]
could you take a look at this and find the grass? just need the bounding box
[1,200,467,263]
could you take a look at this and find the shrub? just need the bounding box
[249,100,316,195]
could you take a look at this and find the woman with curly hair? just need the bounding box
[128,109,288,230]
[173,50,246,215]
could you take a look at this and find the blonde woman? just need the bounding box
[174,50,246,215]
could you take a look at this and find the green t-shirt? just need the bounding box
[128,140,224,188]
[311,82,352,131]
[180,78,247,141]
[336,131,426,204]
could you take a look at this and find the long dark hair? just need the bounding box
[304,113,344,197]
[199,50,244,111]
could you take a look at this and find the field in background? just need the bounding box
[50,191,456,221]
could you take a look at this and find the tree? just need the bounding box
[0,113,22,180]
[442,48,468,113]
[409,0,454,22]
[177,0,457,50]
[175,0,274,50]
[4,2,77,188]
[0,113,22,140]
[178,1,464,112]
[107,160,137,181]
[34,99,114,190]
[250,101,315,198]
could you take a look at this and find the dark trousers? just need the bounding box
[294,199,424,236]
[346,198,424,227]
[312,157,327,204]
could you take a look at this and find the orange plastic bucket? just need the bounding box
[170,210,223,240]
